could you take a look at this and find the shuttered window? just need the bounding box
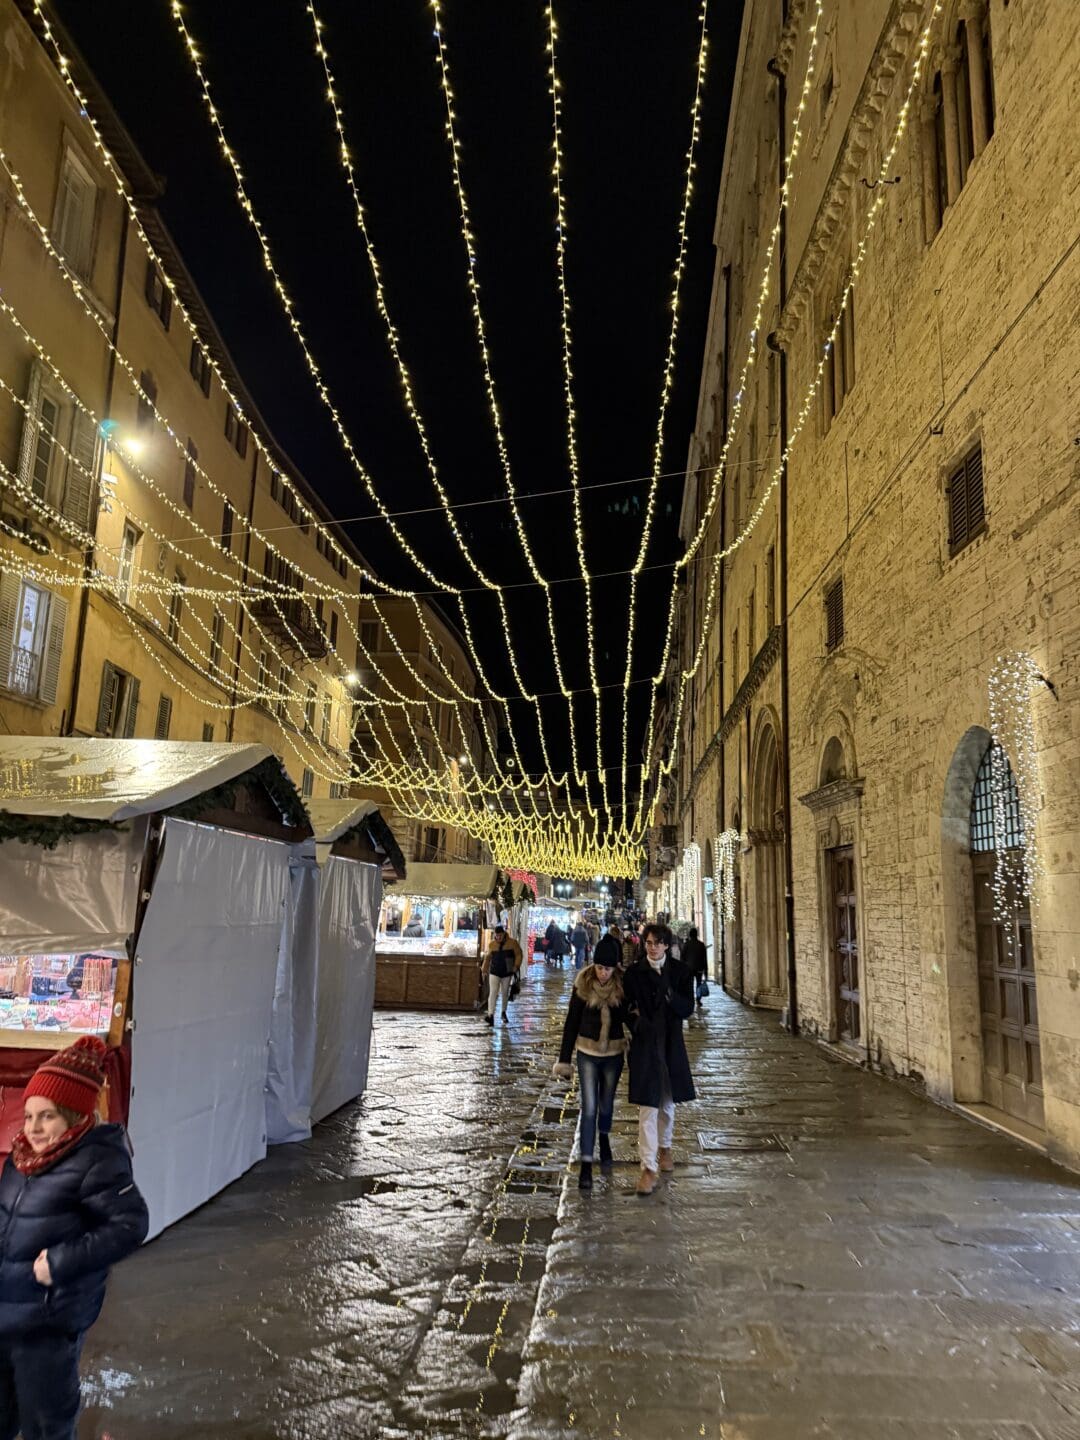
[825,576,844,652]
[947,445,986,556]
[221,501,234,553]
[62,410,100,530]
[53,147,97,278]
[0,576,67,704]
[189,341,211,396]
[96,661,139,736]
[183,441,197,509]
[154,693,173,739]
[144,260,172,329]
[167,574,184,643]
[301,768,314,799]
[209,610,224,675]
[202,722,215,742]
[136,371,157,431]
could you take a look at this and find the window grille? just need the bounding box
[947,445,985,556]
[970,743,1024,852]
[825,576,844,652]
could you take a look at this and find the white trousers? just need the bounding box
[637,1070,675,1172]
[487,973,512,1017]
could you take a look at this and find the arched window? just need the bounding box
[922,3,995,239]
[970,743,1024,853]
[820,736,846,785]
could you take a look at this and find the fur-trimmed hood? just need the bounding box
[573,965,624,1009]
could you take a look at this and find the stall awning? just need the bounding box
[306,798,407,881]
[0,737,285,821]
[403,862,500,900]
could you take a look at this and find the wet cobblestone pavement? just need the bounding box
[79,966,1080,1439]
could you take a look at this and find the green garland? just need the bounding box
[0,810,126,851]
[166,754,307,828]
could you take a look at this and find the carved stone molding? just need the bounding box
[797,775,865,816]
[776,0,929,348]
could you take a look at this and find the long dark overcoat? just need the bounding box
[623,955,696,1108]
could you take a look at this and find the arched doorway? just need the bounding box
[970,743,1042,1127]
[750,719,786,1005]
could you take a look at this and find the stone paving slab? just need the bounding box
[72,969,1080,1438]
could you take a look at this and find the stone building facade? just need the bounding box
[0,0,488,865]
[668,0,1080,1167]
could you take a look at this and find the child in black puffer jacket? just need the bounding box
[0,1035,148,1440]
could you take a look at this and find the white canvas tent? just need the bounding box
[265,799,388,1143]
[0,738,306,1238]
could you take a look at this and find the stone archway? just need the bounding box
[748,716,786,1007]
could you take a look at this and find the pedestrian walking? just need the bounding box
[482,923,523,1025]
[0,1036,149,1440]
[570,920,589,971]
[544,920,569,969]
[681,925,709,1006]
[622,922,696,1196]
[552,935,627,1191]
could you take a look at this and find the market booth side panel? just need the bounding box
[310,855,380,1125]
[128,817,291,1239]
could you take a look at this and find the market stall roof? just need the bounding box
[403,862,501,900]
[0,737,305,826]
[306,798,407,881]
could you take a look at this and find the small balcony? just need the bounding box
[6,646,42,698]
[248,592,328,661]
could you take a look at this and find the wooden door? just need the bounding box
[973,854,1043,1128]
[831,846,860,1043]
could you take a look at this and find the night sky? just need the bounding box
[53,0,740,796]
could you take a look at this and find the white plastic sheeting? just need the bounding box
[128,819,290,1238]
[0,737,277,819]
[0,820,146,954]
[310,857,381,1124]
[265,857,320,1144]
[403,861,499,900]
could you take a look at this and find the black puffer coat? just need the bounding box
[623,955,696,1108]
[0,1123,149,1338]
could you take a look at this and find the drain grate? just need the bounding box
[697,1130,789,1153]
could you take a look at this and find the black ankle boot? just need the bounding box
[598,1134,613,1169]
[578,1162,593,1191]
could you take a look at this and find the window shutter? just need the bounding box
[144,260,159,307]
[62,409,100,530]
[948,460,967,549]
[38,593,68,706]
[15,361,45,491]
[97,661,119,734]
[154,693,172,739]
[0,570,20,681]
[160,286,172,331]
[825,576,844,651]
[122,674,140,737]
[965,447,985,532]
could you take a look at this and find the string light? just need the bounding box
[715,829,738,923]
[988,652,1044,941]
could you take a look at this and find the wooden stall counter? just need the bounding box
[375,949,481,1011]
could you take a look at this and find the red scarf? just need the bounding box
[11,1115,94,1177]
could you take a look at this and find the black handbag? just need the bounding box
[509,974,521,1001]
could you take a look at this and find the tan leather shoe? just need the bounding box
[658,1147,674,1172]
[636,1167,659,1196]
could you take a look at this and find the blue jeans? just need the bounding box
[0,1330,83,1440]
[576,1051,623,1162]
[573,946,586,970]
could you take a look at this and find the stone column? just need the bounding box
[961,0,991,156]
[941,49,963,207]
[921,99,942,237]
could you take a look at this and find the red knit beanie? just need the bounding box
[24,1036,107,1117]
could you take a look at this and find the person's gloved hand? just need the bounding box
[552,1061,572,1079]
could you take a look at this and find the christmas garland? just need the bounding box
[165,754,307,829]
[0,810,126,851]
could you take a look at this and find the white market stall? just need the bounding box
[376,863,530,1010]
[0,737,310,1238]
[266,798,404,1143]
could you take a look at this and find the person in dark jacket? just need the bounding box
[681,926,709,1006]
[0,1036,148,1440]
[544,920,569,968]
[622,922,696,1196]
[552,935,626,1191]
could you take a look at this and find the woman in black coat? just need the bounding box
[552,934,626,1191]
[622,922,695,1195]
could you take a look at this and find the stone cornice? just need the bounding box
[776,0,927,347]
[774,0,811,77]
[797,776,865,814]
[678,625,782,820]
